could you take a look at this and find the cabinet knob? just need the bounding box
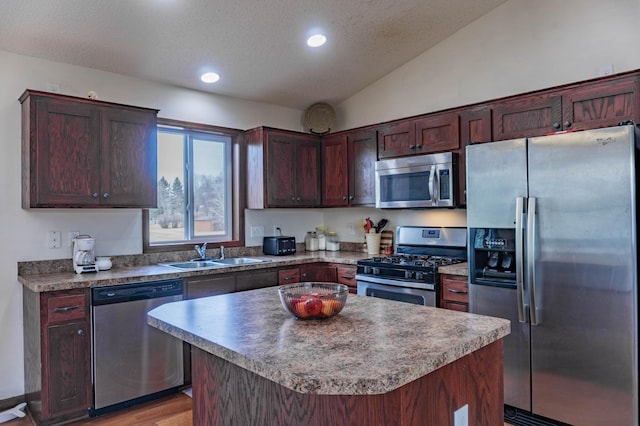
[301,273,307,278]
[92,192,99,198]
[552,122,561,130]
[349,195,354,200]
[77,329,85,336]
[291,197,295,201]
[342,196,347,201]
[409,144,416,149]
[415,144,423,149]
[563,120,572,128]
[103,192,109,198]
[296,197,301,201]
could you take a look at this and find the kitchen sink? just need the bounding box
[160,257,270,271]
[212,257,270,265]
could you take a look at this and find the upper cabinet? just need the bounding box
[20,90,158,208]
[492,73,639,141]
[322,129,377,207]
[377,120,416,158]
[246,127,321,208]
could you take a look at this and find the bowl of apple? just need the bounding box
[278,282,348,320]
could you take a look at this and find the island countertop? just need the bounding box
[148,287,509,395]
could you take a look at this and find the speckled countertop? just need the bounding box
[439,261,469,276]
[148,287,509,395]
[18,252,469,292]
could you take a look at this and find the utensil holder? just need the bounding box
[365,233,381,255]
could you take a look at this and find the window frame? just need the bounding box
[143,118,245,253]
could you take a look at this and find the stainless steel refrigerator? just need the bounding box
[466,125,638,426]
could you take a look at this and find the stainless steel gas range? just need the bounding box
[356,226,467,307]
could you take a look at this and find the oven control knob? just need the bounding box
[415,272,424,280]
[372,267,380,276]
[405,270,414,279]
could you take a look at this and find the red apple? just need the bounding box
[304,296,323,316]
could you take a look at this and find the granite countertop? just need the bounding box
[148,287,509,395]
[17,251,369,292]
[18,251,470,292]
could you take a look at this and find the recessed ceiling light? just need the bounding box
[307,34,327,48]
[200,72,220,83]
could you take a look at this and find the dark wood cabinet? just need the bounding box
[377,120,416,158]
[300,263,337,282]
[322,129,377,207]
[185,274,236,299]
[414,112,460,154]
[335,264,357,294]
[440,274,469,312]
[246,127,321,208]
[492,73,639,141]
[23,288,91,425]
[278,267,301,285]
[20,90,158,208]
[236,269,278,292]
[458,107,492,205]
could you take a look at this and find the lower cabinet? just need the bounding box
[439,274,469,312]
[278,264,357,294]
[23,288,91,425]
[336,265,357,294]
[300,263,338,282]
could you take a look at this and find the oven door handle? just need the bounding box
[356,275,435,290]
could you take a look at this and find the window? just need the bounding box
[143,119,244,252]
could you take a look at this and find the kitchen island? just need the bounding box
[148,287,510,426]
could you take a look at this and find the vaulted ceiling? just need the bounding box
[0,0,508,110]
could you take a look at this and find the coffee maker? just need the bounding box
[73,235,97,274]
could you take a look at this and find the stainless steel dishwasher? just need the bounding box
[91,279,184,415]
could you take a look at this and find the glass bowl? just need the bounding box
[278,282,348,320]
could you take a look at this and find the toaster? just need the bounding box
[263,236,296,256]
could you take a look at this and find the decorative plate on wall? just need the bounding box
[303,102,336,134]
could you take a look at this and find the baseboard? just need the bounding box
[0,394,26,412]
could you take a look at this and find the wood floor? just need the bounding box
[6,393,513,425]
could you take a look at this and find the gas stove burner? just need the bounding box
[368,254,462,268]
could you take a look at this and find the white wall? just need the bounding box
[0,50,305,400]
[2,0,640,401]
[334,0,640,130]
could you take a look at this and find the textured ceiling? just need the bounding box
[0,0,508,110]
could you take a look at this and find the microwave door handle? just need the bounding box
[429,165,436,204]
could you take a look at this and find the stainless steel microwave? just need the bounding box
[375,152,458,208]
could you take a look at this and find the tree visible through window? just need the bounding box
[146,123,236,247]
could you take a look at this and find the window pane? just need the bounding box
[150,132,185,243]
[193,137,229,238]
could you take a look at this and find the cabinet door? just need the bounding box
[440,274,468,312]
[336,265,357,294]
[236,269,278,292]
[186,274,236,299]
[377,120,416,158]
[45,321,90,417]
[459,107,492,206]
[300,264,337,282]
[348,130,377,206]
[278,267,300,285]
[100,107,157,207]
[492,93,562,140]
[295,137,321,207]
[562,76,639,131]
[32,97,101,207]
[414,112,460,154]
[321,134,348,207]
[266,133,297,207]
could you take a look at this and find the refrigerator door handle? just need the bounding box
[527,197,539,325]
[429,165,436,204]
[515,197,526,323]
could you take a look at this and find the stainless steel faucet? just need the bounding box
[194,242,207,260]
[219,245,225,260]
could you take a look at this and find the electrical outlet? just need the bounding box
[47,231,61,249]
[68,231,80,246]
[454,404,468,426]
[250,226,264,238]
[273,225,281,236]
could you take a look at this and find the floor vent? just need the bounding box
[505,405,570,426]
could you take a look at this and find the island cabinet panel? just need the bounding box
[322,129,377,207]
[377,120,416,158]
[191,340,503,426]
[414,111,460,154]
[23,288,91,425]
[20,90,158,208]
[245,127,321,208]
